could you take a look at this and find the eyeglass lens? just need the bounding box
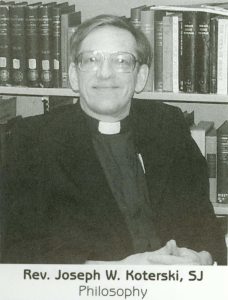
[77,51,137,73]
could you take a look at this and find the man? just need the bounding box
[1,15,226,264]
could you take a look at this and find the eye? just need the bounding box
[82,53,99,65]
[116,56,127,64]
[83,56,97,64]
[89,56,97,63]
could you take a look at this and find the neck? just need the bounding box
[80,101,130,122]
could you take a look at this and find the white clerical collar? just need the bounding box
[98,121,121,135]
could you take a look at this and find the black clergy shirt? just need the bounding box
[85,114,161,253]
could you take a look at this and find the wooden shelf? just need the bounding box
[0,87,77,97]
[213,203,228,215]
[136,92,228,103]
[0,87,228,103]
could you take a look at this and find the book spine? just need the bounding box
[0,5,10,85]
[52,6,61,88]
[130,5,147,29]
[179,19,184,92]
[38,5,53,88]
[217,18,228,95]
[61,13,69,88]
[140,9,154,92]
[25,5,39,87]
[172,16,179,93]
[205,130,217,203]
[196,12,211,94]
[209,17,218,93]
[61,11,81,88]
[217,124,228,204]
[67,26,77,87]
[9,5,27,86]
[162,14,179,92]
[182,11,197,93]
[154,11,165,92]
[162,15,173,92]
[60,4,75,15]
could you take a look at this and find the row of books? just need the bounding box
[130,4,228,94]
[189,118,228,204]
[0,1,81,88]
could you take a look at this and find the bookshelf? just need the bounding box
[0,1,227,213]
[0,87,228,104]
[0,87,76,97]
[0,0,228,263]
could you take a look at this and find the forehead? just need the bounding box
[79,25,137,54]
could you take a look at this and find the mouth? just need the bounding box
[92,85,119,89]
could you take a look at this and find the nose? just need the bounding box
[96,58,114,79]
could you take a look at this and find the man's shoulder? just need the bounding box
[8,103,80,137]
[131,99,184,129]
[132,98,182,118]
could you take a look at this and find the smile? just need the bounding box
[93,85,119,89]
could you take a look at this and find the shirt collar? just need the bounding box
[84,113,131,135]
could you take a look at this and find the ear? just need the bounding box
[69,62,79,92]
[135,64,149,93]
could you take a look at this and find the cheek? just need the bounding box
[78,75,92,93]
[121,76,137,93]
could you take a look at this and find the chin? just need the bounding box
[90,99,121,113]
[93,106,121,116]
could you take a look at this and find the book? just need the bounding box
[179,18,184,91]
[154,10,166,92]
[217,17,228,95]
[190,121,214,156]
[59,3,75,14]
[51,5,61,88]
[162,13,180,92]
[9,3,27,86]
[198,120,215,131]
[61,10,81,88]
[210,16,218,93]
[140,7,155,92]
[0,4,10,85]
[205,128,217,203]
[57,2,68,9]
[217,120,228,204]
[196,11,211,93]
[67,25,78,87]
[182,11,197,93]
[38,4,53,88]
[25,4,40,87]
[130,5,147,29]
[148,5,228,16]
[60,5,75,88]
[202,3,228,10]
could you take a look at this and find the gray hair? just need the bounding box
[70,14,152,67]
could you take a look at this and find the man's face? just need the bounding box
[70,26,148,121]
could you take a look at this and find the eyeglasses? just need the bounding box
[75,51,139,73]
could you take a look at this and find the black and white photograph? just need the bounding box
[0,0,227,299]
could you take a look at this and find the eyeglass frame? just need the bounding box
[75,51,141,73]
